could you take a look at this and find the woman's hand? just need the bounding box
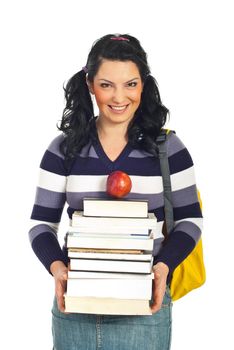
[50,260,68,313]
[151,262,169,314]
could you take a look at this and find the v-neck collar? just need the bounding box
[93,136,132,171]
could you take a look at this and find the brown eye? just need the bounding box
[128,82,137,87]
[100,83,111,88]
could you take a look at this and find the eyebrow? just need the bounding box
[98,78,140,83]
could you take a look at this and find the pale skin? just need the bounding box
[50,59,169,313]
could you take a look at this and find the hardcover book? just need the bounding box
[64,295,152,315]
[83,197,149,218]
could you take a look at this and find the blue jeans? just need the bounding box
[52,287,172,350]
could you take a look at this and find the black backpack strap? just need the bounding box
[156,130,174,234]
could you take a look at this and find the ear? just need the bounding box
[86,77,94,95]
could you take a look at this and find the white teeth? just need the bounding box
[110,105,128,110]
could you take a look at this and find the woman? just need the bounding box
[29,34,203,350]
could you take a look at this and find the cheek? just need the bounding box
[94,90,110,105]
[130,89,142,104]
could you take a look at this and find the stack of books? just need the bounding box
[64,198,157,315]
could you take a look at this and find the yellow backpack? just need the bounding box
[170,191,206,300]
[157,130,206,301]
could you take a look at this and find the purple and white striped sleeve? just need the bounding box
[29,134,68,273]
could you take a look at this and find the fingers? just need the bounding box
[61,272,68,281]
[57,293,66,312]
[150,292,164,313]
[56,289,70,314]
[55,277,67,313]
[151,303,161,313]
[150,270,167,314]
[55,282,66,312]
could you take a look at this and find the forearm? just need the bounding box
[31,231,68,273]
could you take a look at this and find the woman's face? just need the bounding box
[89,59,143,127]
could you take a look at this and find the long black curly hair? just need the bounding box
[58,33,169,167]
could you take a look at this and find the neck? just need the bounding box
[96,118,129,142]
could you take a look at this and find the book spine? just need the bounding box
[72,215,157,229]
[66,279,153,299]
[69,258,153,273]
[66,236,154,250]
[68,251,153,261]
[68,271,154,279]
[64,295,152,315]
[83,199,148,219]
[68,226,152,235]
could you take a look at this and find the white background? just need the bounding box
[1,0,233,349]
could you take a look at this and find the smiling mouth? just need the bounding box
[108,104,129,112]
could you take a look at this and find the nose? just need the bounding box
[112,87,126,104]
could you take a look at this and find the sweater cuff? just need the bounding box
[153,230,196,273]
[31,231,68,274]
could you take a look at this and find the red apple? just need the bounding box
[106,171,132,198]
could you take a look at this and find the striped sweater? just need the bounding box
[29,132,203,276]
